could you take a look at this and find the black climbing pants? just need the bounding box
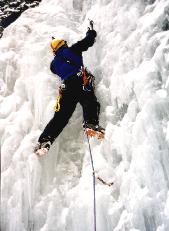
[38,74,100,144]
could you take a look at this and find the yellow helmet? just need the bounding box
[51,39,66,53]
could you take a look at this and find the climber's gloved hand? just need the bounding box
[86,29,97,38]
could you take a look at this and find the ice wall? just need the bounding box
[1,0,169,230]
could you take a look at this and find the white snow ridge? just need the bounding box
[1,0,169,230]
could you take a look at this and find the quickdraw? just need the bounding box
[53,83,66,112]
[54,95,61,112]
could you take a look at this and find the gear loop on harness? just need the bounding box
[81,67,95,92]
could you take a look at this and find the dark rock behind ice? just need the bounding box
[0,0,41,38]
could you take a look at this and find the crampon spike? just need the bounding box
[85,128,104,139]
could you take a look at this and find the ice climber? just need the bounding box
[34,26,105,156]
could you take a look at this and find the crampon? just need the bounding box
[84,128,105,139]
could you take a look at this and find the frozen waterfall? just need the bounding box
[1,0,169,230]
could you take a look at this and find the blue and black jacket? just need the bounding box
[50,30,97,80]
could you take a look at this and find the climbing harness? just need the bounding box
[81,67,95,92]
[82,67,89,86]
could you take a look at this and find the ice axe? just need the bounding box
[88,19,94,30]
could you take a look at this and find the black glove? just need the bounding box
[86,29,97,38]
